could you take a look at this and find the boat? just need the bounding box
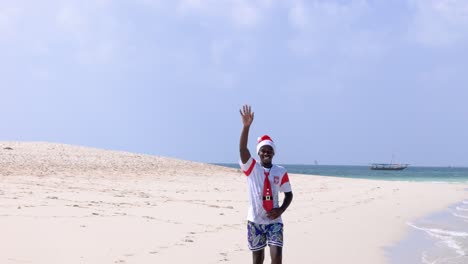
[370,154,409,170]
[369,163,409,170]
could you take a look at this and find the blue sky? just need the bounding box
[1,0,468,166]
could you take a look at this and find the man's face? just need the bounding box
[258,145,274,165]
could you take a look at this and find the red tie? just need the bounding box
[263,169,273,212]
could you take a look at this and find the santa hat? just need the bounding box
[256,135,276,154]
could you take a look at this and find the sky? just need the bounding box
[1,0,468,166]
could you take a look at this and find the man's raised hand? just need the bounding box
[240,105,254,127]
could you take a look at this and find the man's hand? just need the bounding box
[240,105,254,127]
[239,104,253,163]
[266,208,284,220]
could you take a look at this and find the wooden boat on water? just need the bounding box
[370,163,409,170]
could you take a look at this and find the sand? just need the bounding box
[0,142,466,263]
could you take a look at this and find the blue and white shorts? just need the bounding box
[247,221,284,251]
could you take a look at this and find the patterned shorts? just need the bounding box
[247,221,284,251]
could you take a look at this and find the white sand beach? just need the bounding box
[0,142,466,264]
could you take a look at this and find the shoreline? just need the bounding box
[386,199,468,264]
[1,142,467,263]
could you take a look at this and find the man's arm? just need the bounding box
[239,105,254,164]
[267,191,293,220]
[280,191,293,212]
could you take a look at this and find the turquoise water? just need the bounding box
[218,164,468,183]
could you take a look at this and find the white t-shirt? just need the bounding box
[239,157,292,224]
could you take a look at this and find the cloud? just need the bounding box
[408,0,468,47]
[287,0,384,58]
[230,1,259,27]
[56,5,87,40]
[0,0,135,77]
[177,0,272,29]
[288,0,370,30]
[0,5,21,37]
[53,1,123,66]
[288,0,307,30]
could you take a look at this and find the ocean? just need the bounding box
[217,163,468,263]
[217,164,468,183]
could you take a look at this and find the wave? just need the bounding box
[452,212,468,220]
[408,223,468,237]
[456,206,468,211]
[407,222,467,256]
[422,251,436,264]
[462,201,468,205]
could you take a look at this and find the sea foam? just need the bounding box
[407,222,467,256]
[456,206,468,211]
[452,212,468,220]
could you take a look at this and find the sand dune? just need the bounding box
[0,142,466,263]
[0,142,236,177]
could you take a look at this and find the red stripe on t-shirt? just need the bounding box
[244,159,256,176]
[280,172,290,186]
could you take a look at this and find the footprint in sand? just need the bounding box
[139,192,150,198]
[220,252,229,261]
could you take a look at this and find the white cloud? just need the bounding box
[231,1,259,28]
[0,0,125,67]
[177,0,271,29]
[0,6,21,37]
[54,1,123,66]
[409,0,468,47]
[290,0,371,31]
[138,0,163,8]
[287,0,377,57]
[289,0,307,30]
[56,5,87,41]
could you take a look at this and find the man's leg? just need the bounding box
[252,249,265,264]
[269,245,282,264]
[266,222,284,264]
[248,221,267,264]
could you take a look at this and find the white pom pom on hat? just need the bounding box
[256,135,276,154]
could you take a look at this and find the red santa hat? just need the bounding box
[256,135,276,154]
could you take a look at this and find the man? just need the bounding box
[239,104,293,264]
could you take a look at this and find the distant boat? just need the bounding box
[370,163,409,170]
[370,154,409,170]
